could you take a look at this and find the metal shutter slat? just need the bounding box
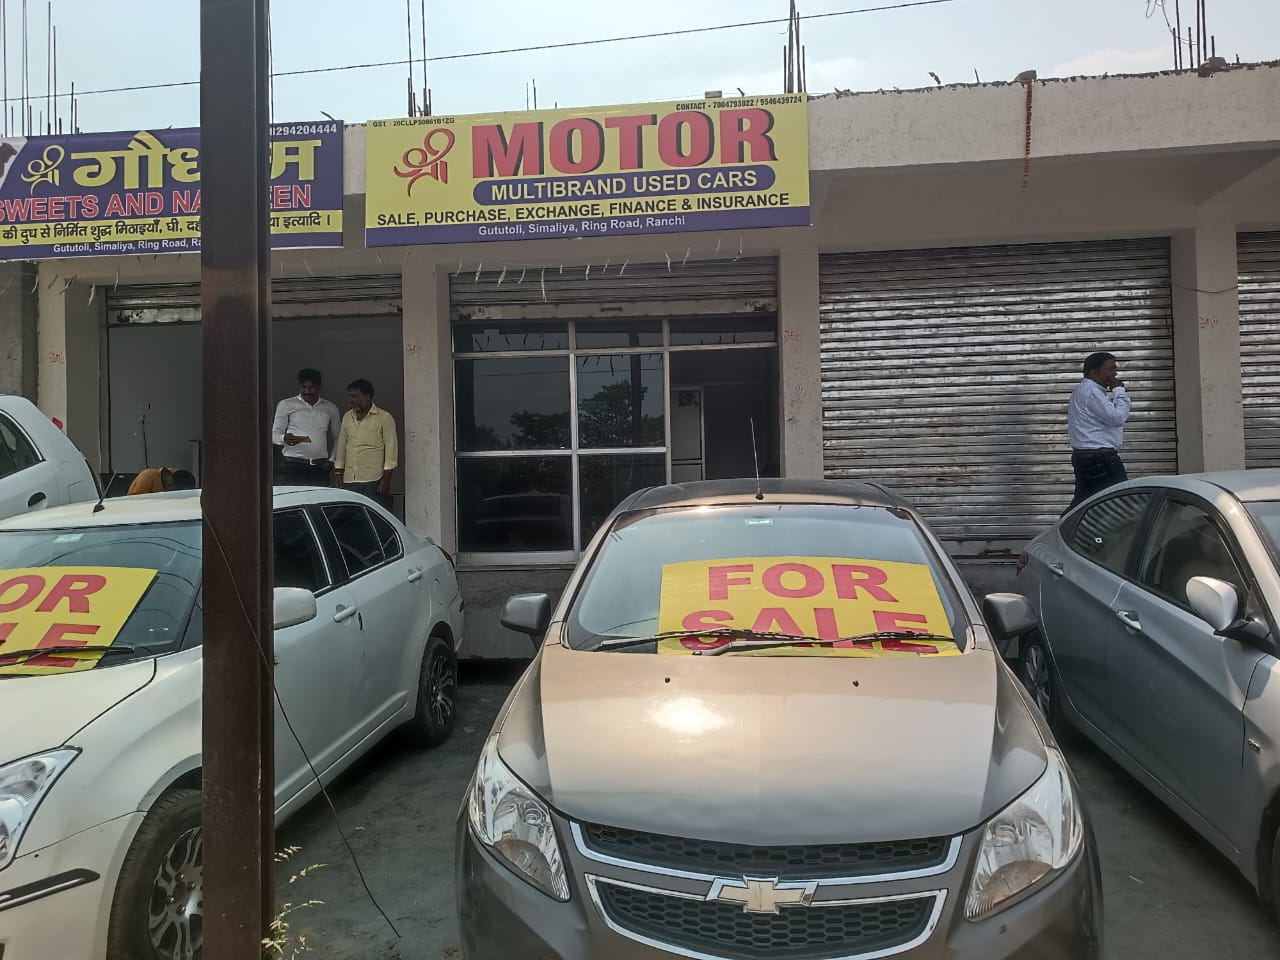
[819,239,1177,558]
[105,275,403,324]
[1240,232,1280,469]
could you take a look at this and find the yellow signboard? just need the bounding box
[366,95,810,246]
[656,556,957,657]
[0,566,157,675]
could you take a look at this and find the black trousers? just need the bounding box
[281,458,330,486]
[346,480,393,512]
[1069,450,1128,510]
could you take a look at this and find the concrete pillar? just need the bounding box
[401,254,455,547]
[778,238,824,479]
[1170,215,1245,473]
[36,269,103,470]
[0,264,38,399]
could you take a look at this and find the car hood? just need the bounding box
[498,639,1047,845]
[0,658,157,761]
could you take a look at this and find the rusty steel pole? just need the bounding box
[199,0,275,957]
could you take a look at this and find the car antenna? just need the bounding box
[750,417,764,501]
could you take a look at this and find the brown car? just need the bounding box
[456,479,1103,960]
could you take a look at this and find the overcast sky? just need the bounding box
[6,0,1277,134]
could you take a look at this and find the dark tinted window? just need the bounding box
[579,454,666,545]
[1068,492,1150,575]
[368,509,403,561]
[669,315,776,346]
[0,413,41,479]
[323,504,385,577]
[1140,500,1248,607]
[575,319,662,349]
[577,354,664,448]
[457,456,573,552]
[274,509,328,592]
[1247,502,1280,567]
[453,320,568,353]
[455,357,570,451]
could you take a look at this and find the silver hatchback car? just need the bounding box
[1012,470,1280,907]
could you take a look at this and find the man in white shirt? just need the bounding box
[1066,351,1132,510]
[272,368,342,486]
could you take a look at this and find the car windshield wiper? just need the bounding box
[595,628,825,652]
[0,644,140,669]
[698,630,959,656]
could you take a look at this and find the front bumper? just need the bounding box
[456,819,1103,960]
[0,812,141,960]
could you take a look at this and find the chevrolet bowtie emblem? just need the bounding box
[708,876,818,914]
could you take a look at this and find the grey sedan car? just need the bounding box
[458,479,1103,959]
[1012,470,1280,907]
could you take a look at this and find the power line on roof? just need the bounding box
[34,0,959,103]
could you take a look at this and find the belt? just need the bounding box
[1073,448,1116,454]
[284,456,329,466]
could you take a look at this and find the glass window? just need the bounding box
[369,510,403,561]
[453,320,568,353]
[456,357,570,451]
[565,503,964,652]
[0,413,41,479]
[579,454,667,545]
[274,509,329,592]
[574,319,662,349]
[0,521,202,672]
[1068,492,1150,575]
[670,315,776,346]
[322,504,385,578]
[458,457,573,553]
[577,354,664,448]
[1247,502,1280,569]
[1140,501,1248,607]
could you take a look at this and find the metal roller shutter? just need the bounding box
[105,274,403,324]
[449,257,778,320]
[820,239,1177,558]
[1239,232,1280,469]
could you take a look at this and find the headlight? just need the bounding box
[965,746,1084,920]
[0,749,78,870]
[466,735,569,901]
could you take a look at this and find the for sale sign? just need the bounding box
[0,566,156,675]
[656,556,957,657]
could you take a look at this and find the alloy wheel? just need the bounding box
[147,825,203,960]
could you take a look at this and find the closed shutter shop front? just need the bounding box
[819,239,1177,558]
[1240,232,1280,469]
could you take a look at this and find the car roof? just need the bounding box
[617,478,910,513]
[0,486,370,531]
[1126,470,1280,504]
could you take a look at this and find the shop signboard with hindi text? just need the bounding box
[365,95,809,245]
[0,121,344,260]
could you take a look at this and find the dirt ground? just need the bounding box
[276,661,1280,960]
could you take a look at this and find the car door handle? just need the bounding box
[407,568,424,583]
[333,604,359,624]
[1047,560,1065,578]
[1116,609,1142,630]
[27,491,45,508]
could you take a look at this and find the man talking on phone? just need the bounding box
[1067,351,1132,510]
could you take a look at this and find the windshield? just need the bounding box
[1247,502,1280,568]
[0,521,202,677]
[566,503,967,656]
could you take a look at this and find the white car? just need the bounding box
[0,395,99,519]
[0,487,464,960]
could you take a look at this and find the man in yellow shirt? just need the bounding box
[127,467,197,495]
[332,379,398,511]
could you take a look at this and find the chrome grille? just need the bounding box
[581,823,950,879]
[596,881,934,960]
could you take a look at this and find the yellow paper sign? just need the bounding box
[656,556,957,657]
[0,566,158,675]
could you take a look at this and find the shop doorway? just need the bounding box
[670,347,779,483]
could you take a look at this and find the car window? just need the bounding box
[565,502,967,656]
[0,413,41,479]
[368,509,403,562]
[274,509,329,592]
[322,503,385,578]
[1139,500,1255,612]
[1067,492,1151,576]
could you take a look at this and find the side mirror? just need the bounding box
[983,593,1039,656]
[273,587,318,630]
[1187,576,1241,633]
[501,593,552,646]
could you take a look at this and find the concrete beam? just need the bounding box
[1197,150,1280,204]
[778,238,823,479]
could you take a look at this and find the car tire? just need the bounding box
[106,787,203,960]
[1018,632,1075,745]
[403,634,457,748]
